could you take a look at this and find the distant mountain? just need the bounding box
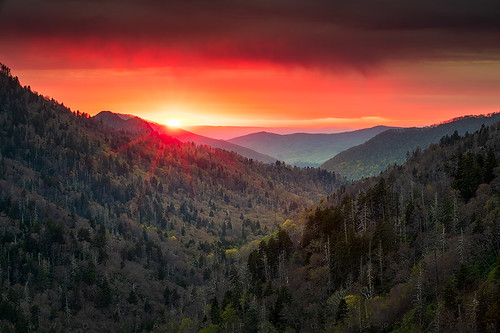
[93,111,278,163]
[228,126,395,166]
[184,125,355,140]
[183,125,271,140]
[321,113,500,180]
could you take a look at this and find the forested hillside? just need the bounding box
[321,114,500,180]
[257,123,500,331]
[1,61,499,333]
[0,64,340,332]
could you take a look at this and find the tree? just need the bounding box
[443,277,461,317]
[258,321,278,333]
[128,289,138,305]
[485,147,498,183]
[270,286,292,329]
[178,317,195,333]
[95,278,112,308]
[335,299,348,324]
[221,304,238,329]
[210,297,221,325]
[82,260,97,285]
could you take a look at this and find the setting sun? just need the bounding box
[166,119,181,127]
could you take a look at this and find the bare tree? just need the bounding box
[441,226,446,256]
[458,228,465,264]
[415,264,424,327]
[324,238,332,293]
[362,240,374,300]
[468,291,479,333]
[262,253,270,281]
[378,240,383,287]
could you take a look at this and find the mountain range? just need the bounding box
[228,126,394,167]
[321,113,500,180]
[94,110,500,181]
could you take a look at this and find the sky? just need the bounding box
[1,0,499,135]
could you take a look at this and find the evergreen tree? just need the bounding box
[210,297,221,325]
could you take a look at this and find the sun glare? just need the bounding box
[166,119,181,127]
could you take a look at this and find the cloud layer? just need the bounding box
[2,0,499,70]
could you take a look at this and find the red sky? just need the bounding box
[1,0,499,135]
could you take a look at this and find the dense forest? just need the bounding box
[0,63,339,332]
[280,125,500,332]
[0,62,499,333]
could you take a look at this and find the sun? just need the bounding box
[166,119,181,128]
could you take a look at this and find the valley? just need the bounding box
[0,64,499,332]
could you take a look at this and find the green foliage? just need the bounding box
[247,228,294,285]
[178,317,194,332]
[283,122,500,331]
[198,324,220,333]
[220,304,238,326]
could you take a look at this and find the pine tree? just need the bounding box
[335,299,348,324]
[210,297,221,325]
[95,278,112,308]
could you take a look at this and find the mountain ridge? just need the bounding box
[322,112,500,180]
[93,110,279,164]
[228,125,396,167]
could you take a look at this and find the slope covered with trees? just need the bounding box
[321,114,500,180]
[0,63,340,332]
[243,122,500,331]
[1,61,499,333]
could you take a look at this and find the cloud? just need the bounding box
[1,0,499,70]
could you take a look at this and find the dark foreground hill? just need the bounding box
[0,63,340,332]
[321,113,500,180]
[228,126,394,167]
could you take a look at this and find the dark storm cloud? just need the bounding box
[1,0,499,69]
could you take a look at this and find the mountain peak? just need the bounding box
[94,110,153,133]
